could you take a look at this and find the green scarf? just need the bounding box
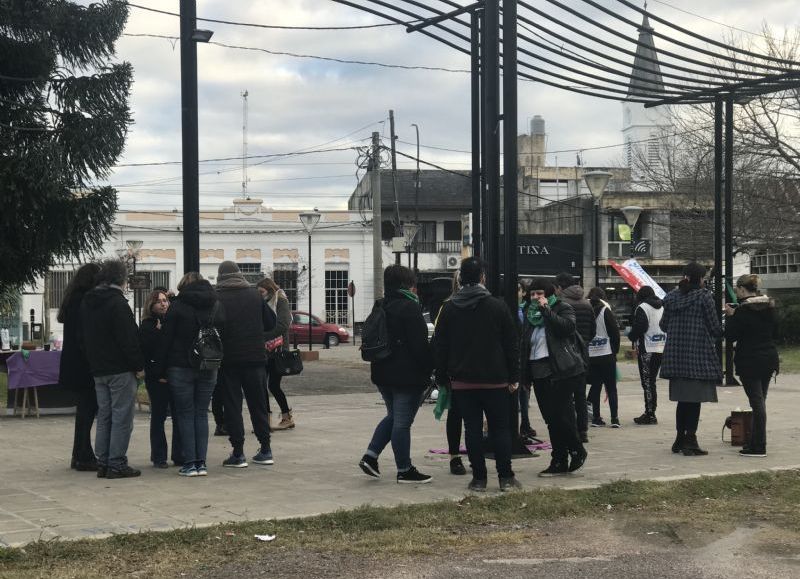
[398,289,419,304]
[526,295,557,327]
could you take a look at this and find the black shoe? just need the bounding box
[634,413,658,425]
[96,465,107,479]
[739,448,766,457]
[590,417,606,427]
[213,424,228,437]
[610,418,621,429]
[106,465,141,479]
[153,462,169,469]
[568,448,588,472]
[358,454,380,478]
[468,478,487,492]
[580,431,589,443]
[449,456,467,476]
[538,462,569,477]
[397,466,432,484]
[671,432,685,453]
[681,434,708,456]
[520,426,537,438]
[72,460,99,472]
[499,476,523,492]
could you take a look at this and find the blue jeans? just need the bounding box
[168,367,217,465]
[94,372,138,469]
[145,378,182,465]
[366,385,421,472]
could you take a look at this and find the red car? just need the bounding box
[288,311,350,347]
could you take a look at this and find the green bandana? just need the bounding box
[526,295,557,327]
[398,289,419,304]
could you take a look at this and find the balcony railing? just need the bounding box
[413,240,462,253]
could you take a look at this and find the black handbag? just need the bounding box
[273,349,304,376]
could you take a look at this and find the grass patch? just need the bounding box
[1,470,799,578]
[778,345,800,374]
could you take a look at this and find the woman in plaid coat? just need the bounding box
[659,262,722,456]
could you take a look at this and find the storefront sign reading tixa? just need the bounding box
[518,244,551,255]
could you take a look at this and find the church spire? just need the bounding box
[628,10,664,97]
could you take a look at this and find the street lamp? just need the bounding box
[583,170,613,287]
[402,222,421,269]
[299,210,322,351]
[621,205,643,259]
[125,239,143,322]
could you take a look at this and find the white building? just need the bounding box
[21,198,375,342]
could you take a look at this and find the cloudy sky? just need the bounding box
[101,0,799,211]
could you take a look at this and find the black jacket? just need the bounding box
[58,292,93,391]
[215,278,276,367]
[80,285,144,377]
[156,280,224,376]
[590,298,620,357]
[628,296,663,349]
[370,291,433,390]
[139,315,164,380]
[434,285,520,386]
[725,295,779,378]
[560,285,596,346]
[520,300,584,385]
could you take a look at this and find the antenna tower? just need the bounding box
[241,89,249,199]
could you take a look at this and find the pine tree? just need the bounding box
[0,0,132,291]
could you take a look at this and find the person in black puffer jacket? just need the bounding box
[724,274,779,457]
[156,273,225,476]
[521,277,587,477]
[139,289,182,468]
[58,262,101,472]
[434,258,522,493]
[555,273,595,443]
[359,265,434,484]
[215,261,277,469]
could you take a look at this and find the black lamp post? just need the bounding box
[299,210,321,351]
[583,171,612,288]
[621,206,643,259]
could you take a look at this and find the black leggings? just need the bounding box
[588,356,618,420]
[265,358,290,415]
[446,395,463,456]
[675,401,701,434]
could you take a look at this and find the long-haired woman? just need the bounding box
[58,262,101,471]
[139,289,182,468]
[257,277,294,430]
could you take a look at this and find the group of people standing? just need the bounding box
[360,258,780,491]
[58,258,297,479]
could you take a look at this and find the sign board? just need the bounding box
[632,239,651,256]
[347,281,356,298]
[128,271,151,290]
[501,234,583,277]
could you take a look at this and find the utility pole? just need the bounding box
[241,89,249,199]
[180,0,200,274]
[371,132,383,299]
[411,122,421,272]
[483,0,501,294]
[389,110,401,265]
[502,0,519,314]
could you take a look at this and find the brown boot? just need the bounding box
[273,411,295,431]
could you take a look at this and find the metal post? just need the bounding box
[471,9,482,259]
[713,97,723,365]
[180,0,200,274]
[724,96,737,385]
[483,0,500,294]
[307,233,313,352]
[371,132,383,300]
[412,122,421,270]
[389,110,401,234]
[594,200,600,288]
[502,0,519,313]
[132,255,138,324]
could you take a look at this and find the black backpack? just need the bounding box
[190,303,224,370]
[360,299,392,362]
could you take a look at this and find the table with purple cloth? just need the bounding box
[2,350,77,416]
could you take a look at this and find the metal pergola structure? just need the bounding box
[329,0,800,383]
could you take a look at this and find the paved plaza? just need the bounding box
[0,347,798,547]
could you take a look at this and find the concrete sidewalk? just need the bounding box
[1,355,798,547]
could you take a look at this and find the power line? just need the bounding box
[112,146,359,168]
[124,2,416,30]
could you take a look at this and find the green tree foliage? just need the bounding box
[0,0,132,291]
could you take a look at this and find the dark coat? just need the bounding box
[725,295,779,378]
[215,276,276,367]
[520,300,584,385]
[559,285,596,346]
[628,295,663,349]
[58,292,93,391]
[434,287,520,387]
[156,280,224,377]
[80,285,144,377]
[659,286,723,382]
[138,315,164,380]
[370,291,434,390]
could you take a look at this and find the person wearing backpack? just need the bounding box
[156,272,225,477]
[434,258,522,492]
[358,264,434,484]
[215,261,277,469]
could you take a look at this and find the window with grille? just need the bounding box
[47,270,75,310]
[135,270,171,308]
[324,270,349,325]
[236,263,263,285]
[273,265,298,310]
[443,220,461,241]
